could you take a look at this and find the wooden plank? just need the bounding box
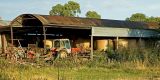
[90,27,93,60]
[10,26,13,45]
[43,26,47,54]
[116,37,119,50]
[1,34,6,53]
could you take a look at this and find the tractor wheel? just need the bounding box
[59,50,68,59]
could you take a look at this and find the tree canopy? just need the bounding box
[49,1,81,17]
[126,13,160,23]
[50,1,101,18]
[85,11,101,19]
[126,13,146,22]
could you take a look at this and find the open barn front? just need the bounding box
[44,27,91,49]
[9,14,92,48]
[9,27,91,49]
[1,14,93,59]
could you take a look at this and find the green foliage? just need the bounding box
[106,48,160,67]
[127,13,160,24]
[0,45,160,79]
[126,13,146,22]
[49,4,64,16]
[0,55,160,80]
[146,16,160,23]
[85,11,101,19]
[49,1,102,19]
[49,1,81,17]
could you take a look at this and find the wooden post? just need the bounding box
[10,26,13,45]
[139,37,142,48]
[1,34,6,53]
[90,27,93,60]
[116,37,119,50]
[43,26,46,54]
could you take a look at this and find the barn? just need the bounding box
[0,14,159,59]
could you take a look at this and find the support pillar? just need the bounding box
[10,26,13,45]
[139,37,142,48]
[90,27,93,60]
[1,34,6,54]
[43,26,46,54]
[116,37,119,50]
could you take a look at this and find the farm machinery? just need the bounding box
[45,39,91,59]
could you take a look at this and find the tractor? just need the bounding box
[45,39,82,59]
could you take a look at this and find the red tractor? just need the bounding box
[45,39,86,58]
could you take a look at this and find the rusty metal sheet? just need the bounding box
[40,15,160,29]
[10,14,160,29]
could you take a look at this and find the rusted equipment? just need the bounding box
[27,49,36,59]
[44,39,91,59]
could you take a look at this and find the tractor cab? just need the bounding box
[52,39,71,54]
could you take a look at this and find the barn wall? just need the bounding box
[92,27,159,37]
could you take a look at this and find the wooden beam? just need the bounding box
[139,37,142,48]
[43,26,47,54]
[116,37,119,50]
[90,27,93,60]
[1,34,6,54]
[10,26,13,45]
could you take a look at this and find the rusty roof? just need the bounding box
[0,20,10,26]
[10,14,160,29]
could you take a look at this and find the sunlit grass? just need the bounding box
[0,47,160,80]
[0,58,160,80]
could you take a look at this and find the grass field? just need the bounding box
[0,58,160,80]
[0,47,160,80]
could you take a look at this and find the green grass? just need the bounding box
[0,47,160,80]
[0,58,160,80]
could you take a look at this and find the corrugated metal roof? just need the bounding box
[0,20,10,29]
[0,20,10,26]
[10,14,160,29]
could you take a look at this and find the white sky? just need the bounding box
[0,0,160,20]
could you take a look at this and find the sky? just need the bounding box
[0,0,160,21]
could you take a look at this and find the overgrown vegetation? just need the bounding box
[0,46,160,80]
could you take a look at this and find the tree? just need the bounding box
[126,13,146,22]
[49,4,63,16]
[85,11,101,19]
[49,1,81,17]
[146,17,160,23]
[127,13,160,23]
[127,13,160,29]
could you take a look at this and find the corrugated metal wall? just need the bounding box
[92,27,159,37]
